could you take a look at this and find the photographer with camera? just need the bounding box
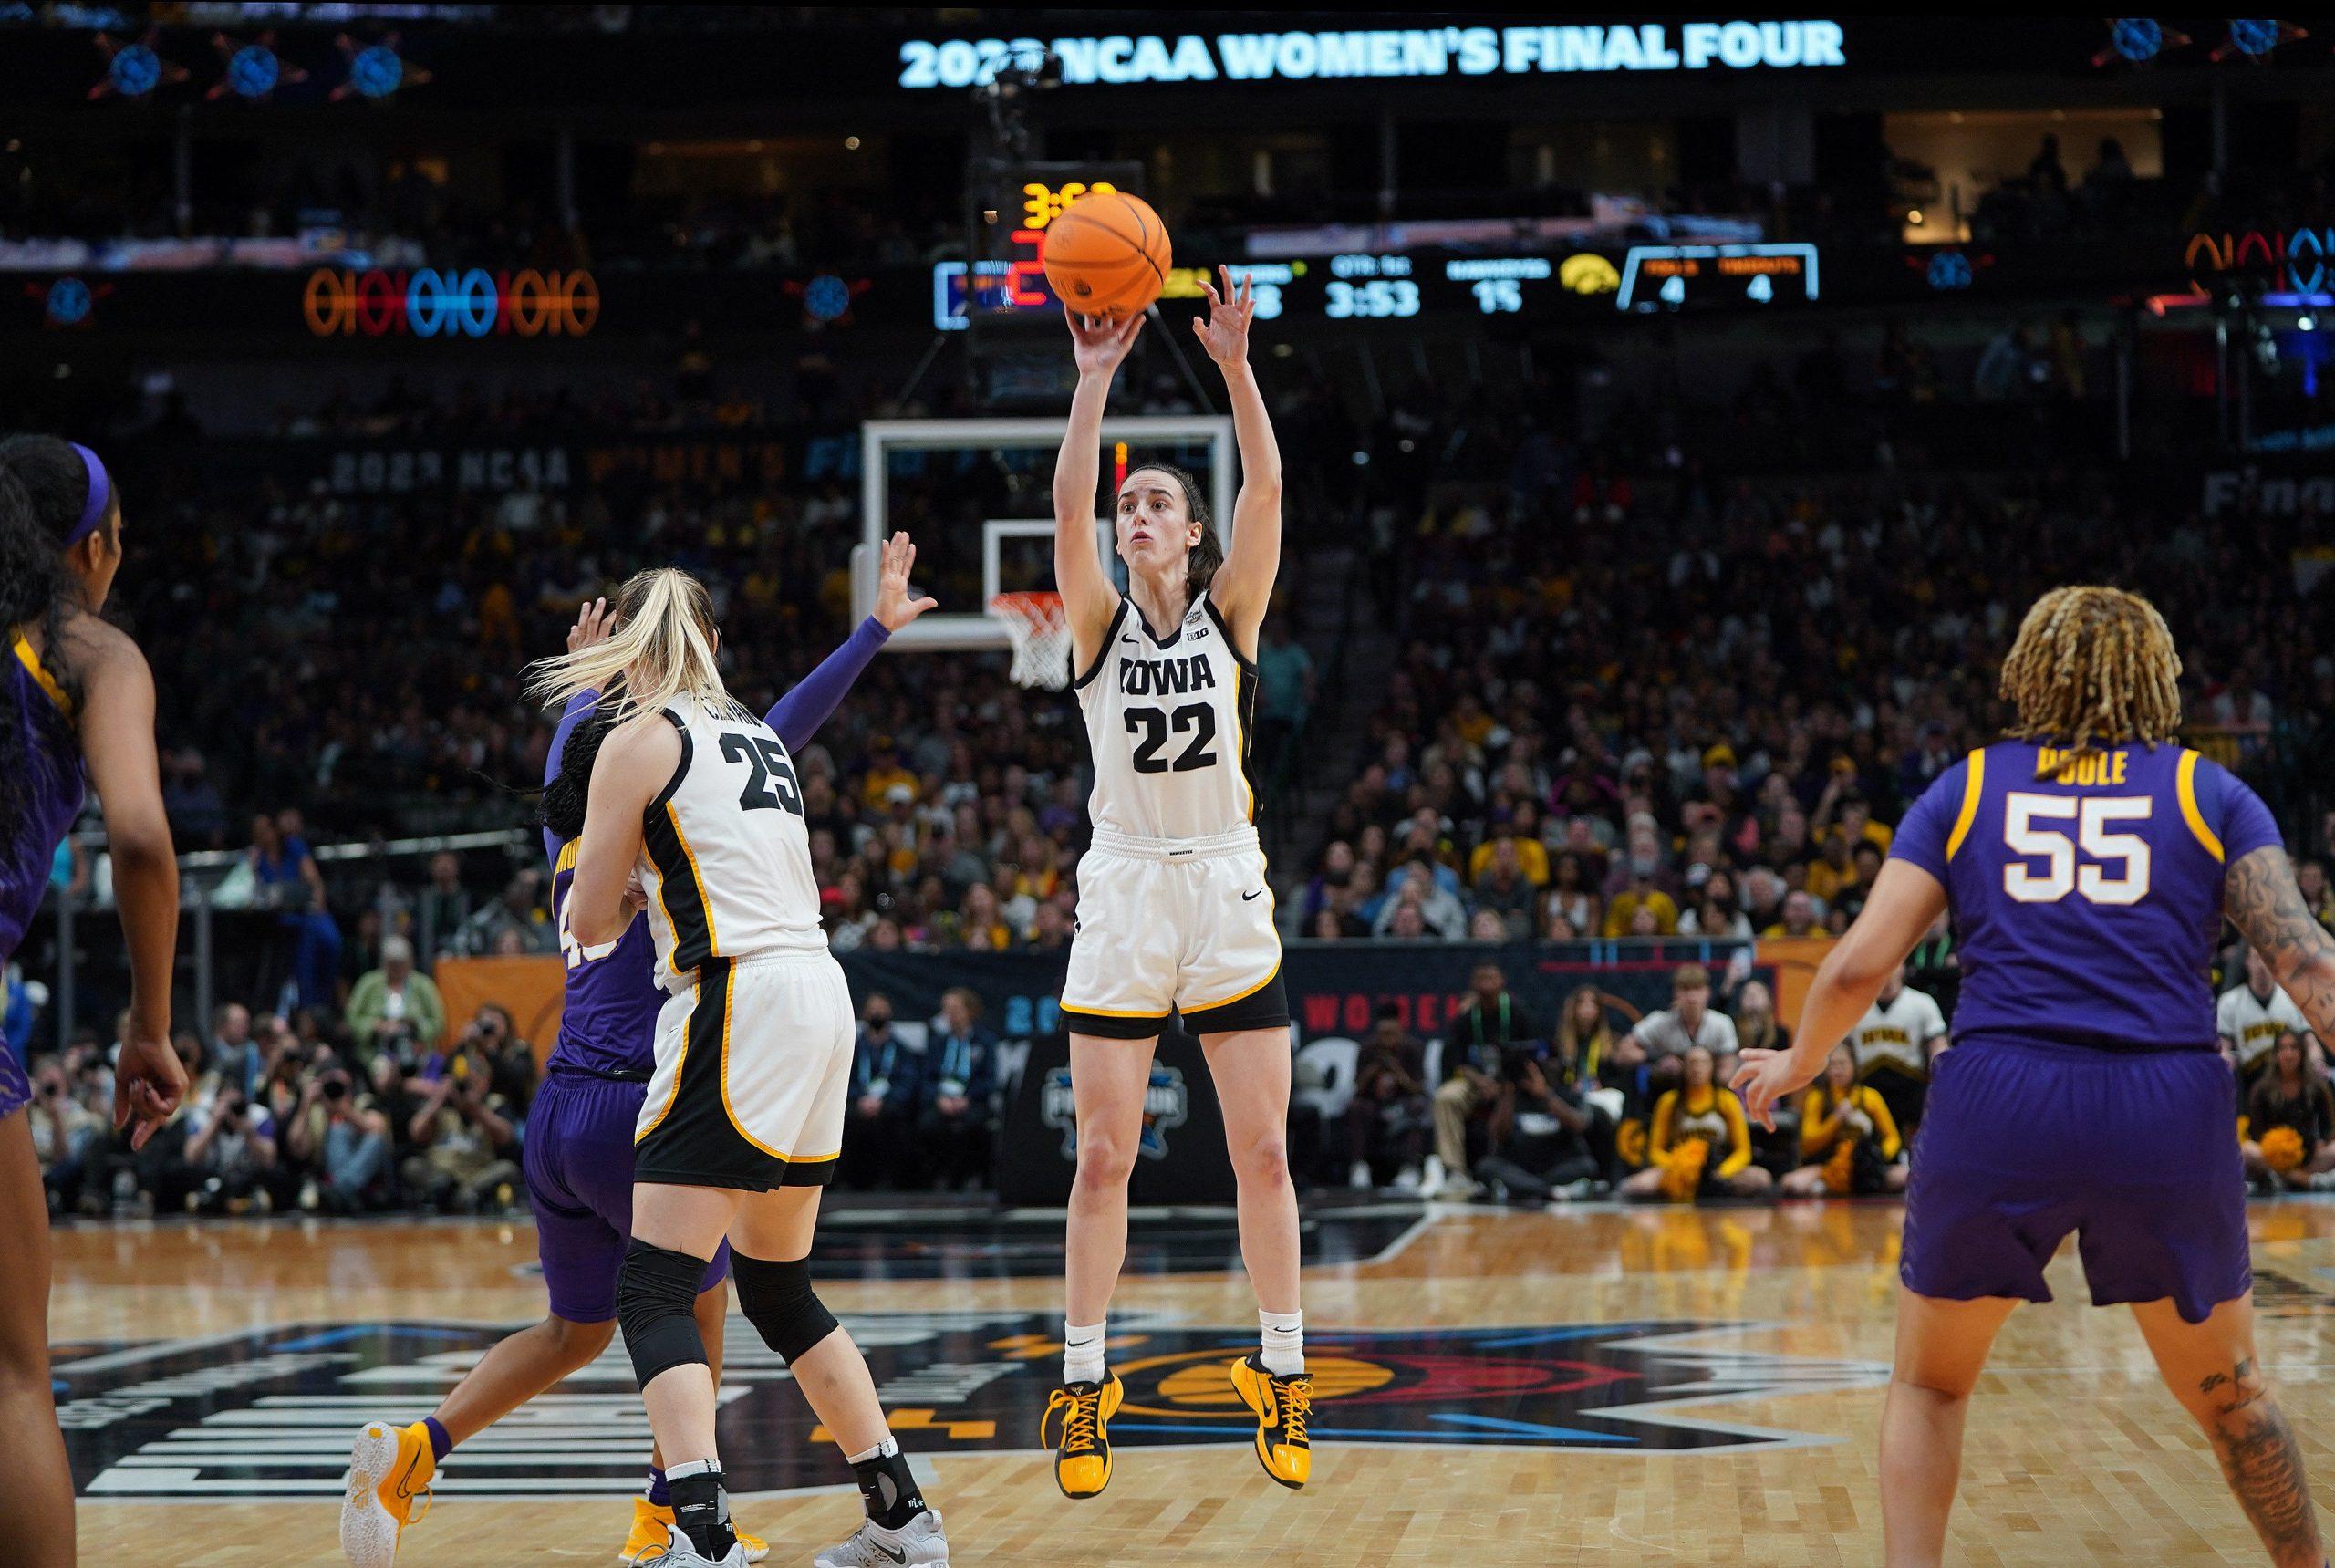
[183,1080,279,1213]
[1473,1045,1614,1203]
[26,1057,102,1215]
[400,1037,519,1213]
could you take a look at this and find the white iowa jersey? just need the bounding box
[1074,591,1260,841]
[638,692,825,990]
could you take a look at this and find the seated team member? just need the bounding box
[1780,1044,1906,1196]
[2216,947,2309,1082]
[1845,964,1948,1136]
[1427,961,1541,1197]
[918,988,997,1192]
[1614,963,1741,1090]
[1620,1044,1772,1199]
[2242,1031,2335,1191]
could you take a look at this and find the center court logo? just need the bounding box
[1041,1063,1188,1158]
[54,1312,1886,1500]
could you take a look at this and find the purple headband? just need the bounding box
[66,442,112,547]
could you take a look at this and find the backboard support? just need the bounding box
[856,415,1236,652]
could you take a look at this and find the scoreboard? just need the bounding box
[934,235,1821,329]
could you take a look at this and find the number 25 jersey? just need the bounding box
[1074,591,1260,842]
[1890,740,2282,1054]
[639,693,826,991]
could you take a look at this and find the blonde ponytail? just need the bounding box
[526,568,727,721]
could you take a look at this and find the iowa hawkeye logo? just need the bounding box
[55,1312,1883,1499]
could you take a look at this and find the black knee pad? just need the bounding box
[731,1251,838,1364]
[617,1239,711,1390]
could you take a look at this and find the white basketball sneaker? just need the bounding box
[813,1508,950,1567]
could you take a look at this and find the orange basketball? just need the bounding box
[1042,191,1170,319]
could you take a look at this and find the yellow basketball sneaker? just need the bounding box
[338,1420,435,1567]
[620,1499,770,1563]
[1041,1374,1124,1499]
[1230,1353,1313,1490]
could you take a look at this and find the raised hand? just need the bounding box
[1191,265,1256,368]
[1066,305,1144,379]
[566,597,612,654]
[872,532,940,632]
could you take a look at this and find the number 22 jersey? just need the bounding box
[1074,590,1260,842]
[1890,741,2282,1054]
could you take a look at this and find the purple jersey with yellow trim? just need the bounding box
[545,692,662,1078]
[1891,741,2281,1054]
[3,632,85,967]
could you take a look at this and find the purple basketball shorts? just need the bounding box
[1902,1038,2250,1324]
[524,1070,731,1324]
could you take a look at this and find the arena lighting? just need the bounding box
[2211,19,2305,62]
[88,29,189,99]
[2092,18,2187,67]
[207,31,307,102]
[331,32,430,100]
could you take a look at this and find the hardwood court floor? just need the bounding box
[56,1198,2335,1566]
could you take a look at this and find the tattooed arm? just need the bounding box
[2225,846,2335,1045]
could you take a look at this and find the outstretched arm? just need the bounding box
[2226,846,2335,1045]
[76,622,185,1148]
[1733,859,1947,1127]
[763,533,934,753]
[1055,308,1143,673]
[1192,267,1282,646]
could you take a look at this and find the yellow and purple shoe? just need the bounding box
[1230,1353,1313,1490]
[1041,1374,1124,1499]
[338,1420,435,1568]
[619,1498,770,1563]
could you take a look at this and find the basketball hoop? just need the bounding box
[990,591,1074,691]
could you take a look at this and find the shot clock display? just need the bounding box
[933,236,1821,329]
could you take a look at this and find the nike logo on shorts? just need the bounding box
[1242,888,1265,902]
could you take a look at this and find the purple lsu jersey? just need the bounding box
[3,633,87,967]
[544,694,662,1077]
[1892,740,2282,1054]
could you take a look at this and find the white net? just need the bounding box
[991,591,1074,690]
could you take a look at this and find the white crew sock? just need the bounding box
[1063,1318,1108,1386]
[1260,1308,1305,1376]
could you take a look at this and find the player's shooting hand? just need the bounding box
[873,532,940,631]
[1066,306,1143,378]
[567,597,613,654]
[113,1028,187,1152]
[1730,1047,1814,1132]
[1192,265,1255,367]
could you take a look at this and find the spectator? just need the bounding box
[841,993,923,1189]
[1374,862,1467,941]
[399,1043,520,1211]
[27,1055,104,1214]
[1844,964,1949,1134]
[1427,961,1541,1197]
[415,850,473,960]
[2242,1032,2335,1191]
[1762,889,1822,939]
[249,810,342,1013]
[1780,1043,1905,1196]
[919,989,997,1190]
[210,1002,262,1098]
[457,870,555,957]
[1345,1011,1429,1189]
[183,1083,280,1212]
[1254,619,1316,780]
[2217,947,2310,1081]
[1676,871,1751,939]
[1470,836,1538,941]
[1620,1044,1771,1199]
[1616,964,1742,1089]
[346,936,448,1067]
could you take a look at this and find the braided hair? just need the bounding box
[540,704,616,842]
[0,434,119,850]
[1998,585,2184,763]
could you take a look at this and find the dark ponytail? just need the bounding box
[1128,462,1222,602]
[0,434,111,851]
[540,703,616,841]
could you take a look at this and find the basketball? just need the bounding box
[1043,190,1170,319]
